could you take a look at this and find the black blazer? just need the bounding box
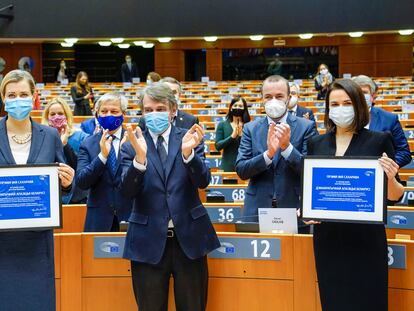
[121,62,139,82]
[308,128,395,159]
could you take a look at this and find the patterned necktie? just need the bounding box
[156,135,167,170]
[107,135,117,176]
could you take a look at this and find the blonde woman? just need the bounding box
[0,69,74,310]
[42,97,89,164]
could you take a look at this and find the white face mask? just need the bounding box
[329,106,355,128]
[288,95,298,108]
[265,98,287,119]
[146,79,152,85]
[364,93,372,108]
[320,68,328,75]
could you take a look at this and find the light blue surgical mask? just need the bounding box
[144,112,170,134]
[364,93,372,108]
[5,98,33,121]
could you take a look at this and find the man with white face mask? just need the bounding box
[288,83,316,122]
[236,75,318,232]
[352,75,411,168]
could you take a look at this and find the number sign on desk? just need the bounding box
[388,244,406,269]
[209,237,281,260]
[207,206,242,223]
[206,186,246,202]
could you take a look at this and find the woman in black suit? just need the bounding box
[307,79,403,311]
[71,71,93,116]
[0,70,74,310]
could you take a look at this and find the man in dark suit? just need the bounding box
[236,75,318,230]
[138,77,198,131]
[288,83,316,122]
[121,55,139,82]
[353,75,411,168]
[120,82,220,310]
[76,92,132,231]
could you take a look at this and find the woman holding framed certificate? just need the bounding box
[0,70,74,310]
[307,79,404,311]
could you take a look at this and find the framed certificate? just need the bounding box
[301,156,387,224]
[0,164,62,231]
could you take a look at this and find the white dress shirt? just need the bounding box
[98,126,123,164]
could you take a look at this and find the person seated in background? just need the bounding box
[236,75,317,231]
[314,64,334,100]
[146,71,161,84]
[352,75,411,168]
[288,83,316,121]
[54,59,72,83]
[76,92,132,231]
[42,97,90,204]
[215,96,251,172]
[139,77,198,130]
[121,54,139,83]
[71,71,94,116]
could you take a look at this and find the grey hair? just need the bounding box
[262,75,290,95]
[352,75,376,94]
[160,76,182,93]
[139,82,177,111]
[290,83,300,94]
[95,92,128,112]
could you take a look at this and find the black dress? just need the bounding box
[70,85,93,116]
[307,129,399,311]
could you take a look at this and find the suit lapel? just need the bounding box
[27,120,45,164]
[175,110,185,128]
[0,118,16,164]
[369,108,379,131]
[258,117,269,153]
[296,106,303,117]
[165,126,181,182]
[144,130,165,181]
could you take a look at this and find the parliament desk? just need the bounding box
[54,232,414,311]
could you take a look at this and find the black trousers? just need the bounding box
[130,232,208,311]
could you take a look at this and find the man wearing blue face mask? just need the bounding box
[76,92,132,231]
[236,75,318,231]
[120,82,219,311]
[353,75,411,168]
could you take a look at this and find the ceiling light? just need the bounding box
[299,33,313,39]
[111,38,124,43]
[61,42,73,47]
[133,41,147,46]
[204,36,218,42]
[98,41,111,46]
[64,38,78,44]
[158,37,172,43]
[349,32,363,38]
[143,43,155,48]
[249,35,264,41]
[398,29,414,36]
[118,44,130,49]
